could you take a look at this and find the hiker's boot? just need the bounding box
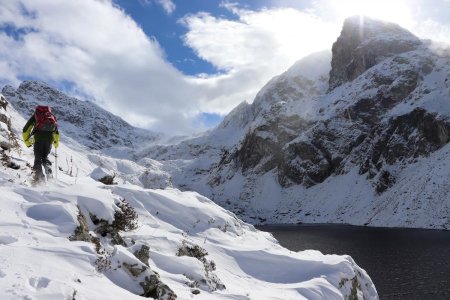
[43,160,53,179]
[31,170,45,185]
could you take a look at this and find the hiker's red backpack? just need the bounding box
[34,106,58,132]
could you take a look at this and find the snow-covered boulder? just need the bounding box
[91,166,116,185]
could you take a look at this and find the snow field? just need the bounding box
[0,171,377,299]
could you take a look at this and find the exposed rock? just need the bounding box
[98,175,115,185]
[139,274,160,298]
[139,272,178,299]
[0,94,7,110]
[177,243,208,261]
[6,161,20,170]
[68,209,91,242]
[375,170,396,194]
[91,167,118,185]
[329,16,421,90]
[123,262,146,277]
[112,199,138,232]
[134,245,150,266]
[279,139,334,187]
[153,282,177,300]
[177,241,225,291]
[191,289,200,295]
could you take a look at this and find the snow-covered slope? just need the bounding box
[2,81,160,151]
[0,94,377,298]
[136,17,450,229]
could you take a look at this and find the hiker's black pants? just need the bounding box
[34,140,52,176]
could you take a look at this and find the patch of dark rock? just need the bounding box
[140,274,160,298]
[113,199,138,232]
[7,161,20,170]
[191,289,200,295]
[177,241,225,291]
[134,245,150,266]
[123,262,146,277]
[177,242,208,261]
[99,175,116,185]
[69,208,91,242]
[375,170,396,194]
[329,16,420,90]
[0,141,10,151]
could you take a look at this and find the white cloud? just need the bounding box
[0,0,342,135]
[6,1,448,136]
[156,0,176,15]
[182,7,338,71]
[178,6,340,115]
[0,0,194,133]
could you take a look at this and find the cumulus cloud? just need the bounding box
[7,1,448,135]
[0,0,194,133]
[180,6,340,113]
[182,7,339,70]
[0,0,343,135]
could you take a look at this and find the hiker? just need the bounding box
[22,106,60,181]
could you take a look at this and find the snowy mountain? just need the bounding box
[2,81,160,151]
[0,93,377,298]
[137,16,450,229]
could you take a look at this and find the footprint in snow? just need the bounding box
[29,277,50,289]
[0,235,18,245]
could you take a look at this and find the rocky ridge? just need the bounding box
[2,81,160,150]
[139,17,450,228]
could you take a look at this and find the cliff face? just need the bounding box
[217,17,439,193]
[135,17,450,228]
[329,16,421,90]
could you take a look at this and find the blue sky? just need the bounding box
[113,0,240,76]
[112,0,318,76]
[1,0,450,135]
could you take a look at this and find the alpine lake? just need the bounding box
[258,224,450,300]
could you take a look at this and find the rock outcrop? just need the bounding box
[329,16,421,90]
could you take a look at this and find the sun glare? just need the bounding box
[331,0,414,27]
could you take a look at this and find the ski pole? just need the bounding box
[55,147,58,179]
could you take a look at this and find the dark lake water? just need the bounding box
[258,224,450,300]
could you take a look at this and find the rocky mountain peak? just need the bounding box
[154,17,450,228]
[329,16,422,90]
